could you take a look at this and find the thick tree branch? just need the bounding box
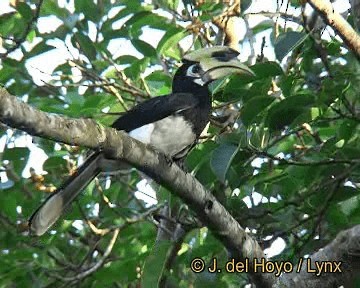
[306,0,360,60]
[275,224,360,288]
[213,0,241,50]
[0,87,274,287]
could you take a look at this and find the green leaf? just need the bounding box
[145,71,172,95]
[197,2,224,13]
[326,205,348,230]
[127,11,170,36]
[187,141,218,172]
[26,29,36,43]
[339,196,360,216]
[41,0,69,18]
[3,147,30,173]
[0,13,18,36]
[290,0,302,7]
[0,65,16,83]
[126,11,153,27]
[251,61,283,79]
[241,0,252,12]
[337,119,358,142]
[82,93,116,117]
[252,19,273,35]
[115,54,139,64]
[63,91,85,107]
[43,156,68,175]
[241,96,275,126]
[0,193,17,219]
[27,41,55,57]
[142,241,172,287]
[74,0,100,22]
[210,144,238,182]
[266,94,315,130]
[220,75,271,103]
[333,186,360,202]
[156,0,180,10]
[124,57,150,79]
[6,78,33,96]
[157,27,187,59]
[73,32,97,60]
[275,31,308,61]
[16,2,33,21]
[247,125,270,149]
[132,39,157,58]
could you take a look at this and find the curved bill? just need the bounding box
[183,46,255,84]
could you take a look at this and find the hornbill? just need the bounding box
[29,46,253,236]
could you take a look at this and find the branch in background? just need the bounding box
[155,205,177,243]
[245,11,302,24]
[251,149,360,166]
[301,7,332,76]
[159,224,189,288]
[243,15,256,64]
[212,0,241,50]
[275,224,360,288]
[45,204,165,284]
[306,0,360,60]
[0,87,274,287]
[48,228,120,284]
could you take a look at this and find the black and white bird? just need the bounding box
[28,46,253,236]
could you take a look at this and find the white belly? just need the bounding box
[129,116,196,157]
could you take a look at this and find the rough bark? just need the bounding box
[306,0,360,60]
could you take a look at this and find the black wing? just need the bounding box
[111,93,199,132]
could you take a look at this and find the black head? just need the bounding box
[172,46,254,93]
[172,60,208,93]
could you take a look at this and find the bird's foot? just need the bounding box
[175,159,188,173]
[164,155,174,166]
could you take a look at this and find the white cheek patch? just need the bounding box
[193,78,206,86]
[129,124,155,144]
[186,64,206,86]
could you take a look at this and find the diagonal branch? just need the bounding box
[275,224,360,288]
[0,87,274,287]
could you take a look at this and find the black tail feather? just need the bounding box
[28,151,103,236]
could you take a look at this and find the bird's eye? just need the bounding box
[187,64,201,77]
[191,64,201,74]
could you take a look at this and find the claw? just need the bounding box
[175,159,188,172]
[164,155,174,166]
